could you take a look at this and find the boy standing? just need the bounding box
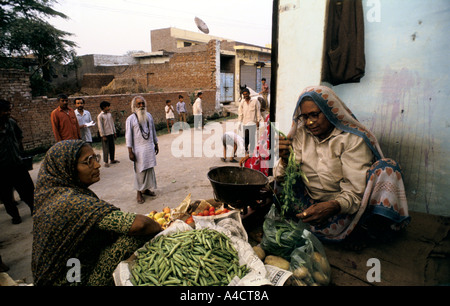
[165,100,175,133]
[176,95,187,122]
[97,101,119,167]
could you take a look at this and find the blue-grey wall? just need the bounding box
[332,0,450,216]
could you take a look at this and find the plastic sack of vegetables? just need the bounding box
[286,230,331,286]
[260,204,308,258]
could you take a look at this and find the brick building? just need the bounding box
[0,68,216,151]
[77,27,271,108]
[0,28,271,151]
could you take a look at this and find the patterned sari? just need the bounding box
[287,86,410,242]
[32,140,148,286]
[244,114,271,176]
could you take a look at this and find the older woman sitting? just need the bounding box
[276,85,410,247]
[32,140,161,286]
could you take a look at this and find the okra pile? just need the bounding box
[130,228,250,286]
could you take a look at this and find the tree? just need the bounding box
[0,0,78,89]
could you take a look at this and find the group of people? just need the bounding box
[165,92,204,133]
[51,95,120,167]
[2,83,411,285]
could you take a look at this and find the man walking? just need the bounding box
[74,97,93,143]
[238,88,261,154]
[125,96,159,204]
[0,99,34,224]
[50,94,81,142]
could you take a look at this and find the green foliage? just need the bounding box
[1,0,78,96]
[280,147,308,217]
[30,73,54,97]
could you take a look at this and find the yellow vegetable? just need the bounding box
[154,212,165,220]
[252,246,266,261]
[312,252,330,275]
[264,255,290,270]
[156,218,167,225]
[312,271,329,285]
[293,266,310,279]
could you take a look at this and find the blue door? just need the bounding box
[220,73,234,103]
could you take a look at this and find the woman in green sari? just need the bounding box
[32,140,161,286]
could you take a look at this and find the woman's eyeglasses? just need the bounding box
[297,111,322,122]
[79,154,101,168]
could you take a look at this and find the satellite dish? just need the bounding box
[195,17,209,34]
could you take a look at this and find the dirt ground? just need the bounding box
[0,118,243,284]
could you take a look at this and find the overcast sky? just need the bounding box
[49,0,273,56]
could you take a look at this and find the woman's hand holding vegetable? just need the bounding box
[278,136,292,163]
[297,200,341,226]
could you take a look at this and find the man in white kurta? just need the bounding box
[74,98,93,143]
[193,92,203,130]
[125,96,159,204]
[238,88,261,154]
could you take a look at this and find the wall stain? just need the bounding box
[372,66,436,213]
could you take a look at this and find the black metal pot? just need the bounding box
[207,166,269,208]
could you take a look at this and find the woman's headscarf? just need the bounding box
[32,140,118,285]
[291,85,384,160]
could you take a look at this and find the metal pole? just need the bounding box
[269,0,279,176]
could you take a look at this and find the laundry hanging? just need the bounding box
[322,0,366,86]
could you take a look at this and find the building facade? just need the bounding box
[76,27,271,108]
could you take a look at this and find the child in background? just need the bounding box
[97,101,119,168]
[176,95,187,122]
[165,99,175,133]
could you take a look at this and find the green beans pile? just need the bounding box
[130,228,250,286]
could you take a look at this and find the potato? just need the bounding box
[312,251,331,275]
[312,271,329,285]
[252,246,266,261]
[293,266,310,279]
[264,255,290,270]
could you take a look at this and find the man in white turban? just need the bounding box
[125,96,159,204]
